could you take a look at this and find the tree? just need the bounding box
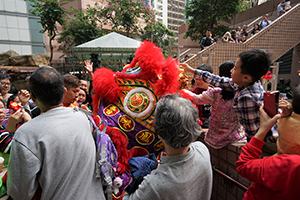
[26,0,67,63]
[184,0,241,42]
[141,21,176,57]
[95,0,156,37]
[57,6,105,56]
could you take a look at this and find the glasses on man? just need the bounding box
[0,82,10,86]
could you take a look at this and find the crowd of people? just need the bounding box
[219,0,292,45]
[278,0,292,17]
[181,48,300,200]
[0,35,298,200]
[221,14,271,44]
[0,61,96,199]
[199,0,292,50]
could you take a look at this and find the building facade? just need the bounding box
[167,0,185,36]
[152,0,185,41]
[0,0,45,55]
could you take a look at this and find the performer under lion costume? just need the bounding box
[92,41,188,199]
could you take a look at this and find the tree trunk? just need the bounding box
[49,33,56,65]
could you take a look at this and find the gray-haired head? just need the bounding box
[154,94,202,149]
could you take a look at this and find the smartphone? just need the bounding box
[263,91,280,118]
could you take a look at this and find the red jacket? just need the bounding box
[236,137,300,200]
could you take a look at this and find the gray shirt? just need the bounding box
[7,107,105,200]
[123,141,213,200]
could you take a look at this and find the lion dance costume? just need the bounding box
[92,41,189,199]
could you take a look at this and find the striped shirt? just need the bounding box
[0,126,13,153]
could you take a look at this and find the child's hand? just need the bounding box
[18,90,30,106]
[179,63,195,74]
[84,60,94,80]
[84,60,93,73]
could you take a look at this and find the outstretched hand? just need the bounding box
[84,60,93,73]
[179,63,195,74]
[84,60,94,80]
[18,90,30,106]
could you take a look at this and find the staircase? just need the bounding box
[184,3,300,74]
[179,47,201,62]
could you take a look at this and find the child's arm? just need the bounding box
[84,60,94,81]
[180,63,236,91]
[236,96,261,138]
[183,88,215,105]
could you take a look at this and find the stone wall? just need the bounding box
[0,50,49,90]
[0,50,50,67]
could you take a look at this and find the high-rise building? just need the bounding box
[153,0,168,25]
[152,0,185,41]
[0,0,45,55]
[167,0,185,35]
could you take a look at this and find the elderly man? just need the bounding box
[123,94,213,200]
[7,67,105,200]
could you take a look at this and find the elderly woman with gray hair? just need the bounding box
[123,94,213,200]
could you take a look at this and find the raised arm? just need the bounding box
[235,107,295,192]
[183,88,215,105]
[84,60,94,81]
[180,63,236,91]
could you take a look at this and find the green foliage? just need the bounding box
[57,6,105,56]
[58,0,156,56]
[277,79,294,99]
[184,0,241,42]
[95,0,156,37]
[26,0,67,63]
[141,21,176,57]
[237,0,252,13]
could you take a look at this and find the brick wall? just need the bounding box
[197,135,252,200]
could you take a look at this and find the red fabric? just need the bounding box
[93,67,121,104]
[32,186,42,200]
[105,126,130,174]
[236,137,300,200]
[2,172,7,184]
[192,87,207,122]
[116,41,164,81]
[154,57,180,97]
[63,102,79,108]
